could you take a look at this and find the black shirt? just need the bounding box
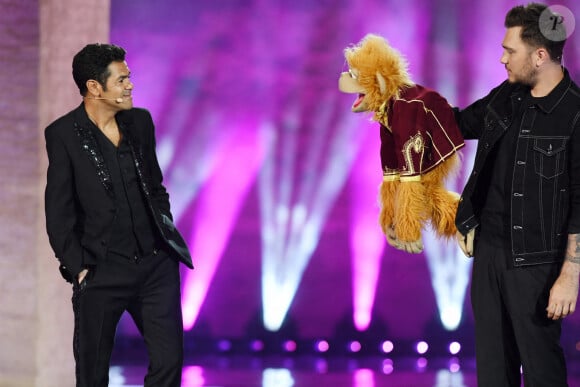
[94,125,158,258]
[479,93,534,246]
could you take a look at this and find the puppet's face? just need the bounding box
[338,68,370,113]
[338,34,413,116]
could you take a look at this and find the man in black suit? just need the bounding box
[44,43,193,387]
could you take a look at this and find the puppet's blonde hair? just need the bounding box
[344,34,414,113]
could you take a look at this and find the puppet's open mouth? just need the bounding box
[353,93,365,108]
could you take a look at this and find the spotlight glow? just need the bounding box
[416,341,429,355]
[260,109,364,331]
[108,366,126,386]
[315,358,328,374]
[283,340,297,353]
[422,154,474,331]
[250,339,264,352]
[315,340,329,353]
[418,0,478,333]
[182,366,205,386]
[382,359,394,375]
[435,369,466,387]
[262,368,295,387]
[349,125,386,331]
[448,341,461,355]
[381,341,394,354]
[181,124,268,330]
[449,357,461,373]
[349,340,362,353]
[416,357,428,371]
[158,113,224,221]
[353,369,374,387]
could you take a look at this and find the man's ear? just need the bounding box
[535,48,550,67]
[376,72,386,95]
[86,79,101,97]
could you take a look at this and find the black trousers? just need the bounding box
[71,249,183,387]
[471,234,568,387]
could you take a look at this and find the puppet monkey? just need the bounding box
[339,34,464,253]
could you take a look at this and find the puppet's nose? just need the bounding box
[339,72,364,93]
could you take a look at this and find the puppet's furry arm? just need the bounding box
[393,180,428,242]
[378,179,399,234]
[423,154,460,238]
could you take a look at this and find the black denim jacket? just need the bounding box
[455,69,580,266]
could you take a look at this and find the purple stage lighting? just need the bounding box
[250,339,264,352]
[217,339,232,352]
[382,359,394,375]
[449,357,461,373]
[349,340,362,353]
[110,0,580,346]
[416,357,428,371]
[283,340,297,353]
[448,341,461,355]
[381,340,394,354]
[416,341,429,355]
[315,340,330,353]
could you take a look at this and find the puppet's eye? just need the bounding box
[348,69,358,79]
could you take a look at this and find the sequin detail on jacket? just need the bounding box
[73,122,115,199]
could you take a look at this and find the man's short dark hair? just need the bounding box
[72,43,126,96]
[505,3,566,63]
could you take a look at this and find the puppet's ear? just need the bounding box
[376,72,387,95]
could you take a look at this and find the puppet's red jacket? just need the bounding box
[379,85,464,181]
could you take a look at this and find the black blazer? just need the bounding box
[45,104,193,283]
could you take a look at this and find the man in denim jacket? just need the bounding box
[454,3,580,386]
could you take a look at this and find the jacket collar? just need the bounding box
[71,103,116,198]
[72,103,134,134]
[531,68,572,114]
[487,68,572,122]
[71,104,146,197]
[72,102,94,127]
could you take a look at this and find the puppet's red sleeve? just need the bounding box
[385,86,464,181]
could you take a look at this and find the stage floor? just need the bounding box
[109,355,580,386]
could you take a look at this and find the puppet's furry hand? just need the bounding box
[386,226,424,253]
[398,239,424,254]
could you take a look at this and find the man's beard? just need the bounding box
[512,59,538,87]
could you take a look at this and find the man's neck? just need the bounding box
[84,101,117,131]
[531,65,564,98]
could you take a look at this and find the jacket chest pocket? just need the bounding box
[533,137,567,179]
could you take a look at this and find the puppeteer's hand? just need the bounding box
[547,270,578,320]
[457,228,475,257]
[546,236,580,320]
[77,268,89,284]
